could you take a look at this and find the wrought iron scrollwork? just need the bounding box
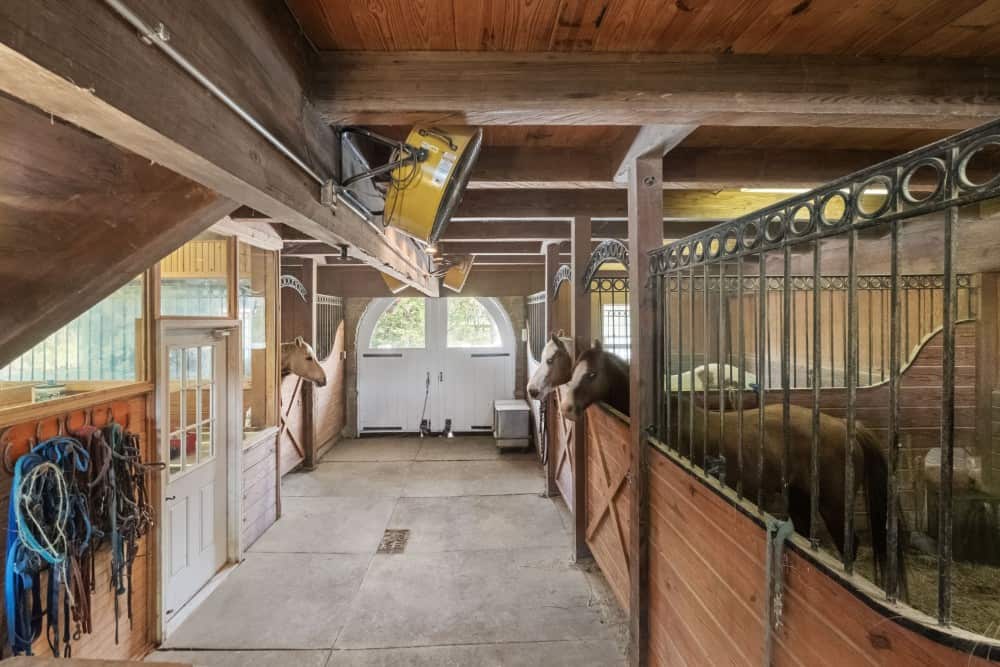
[280,274,308,301]
[551,264,572,295]
[582,239,629,290]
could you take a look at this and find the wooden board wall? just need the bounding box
[0,394,154,660]
[313,322,346,460]
[584,405,632,612]
[279,375,307,476]
[647,447,996,666]
[549,386,574,507]
[241,433,277,549]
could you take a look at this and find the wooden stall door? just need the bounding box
[279,373,307,475]
[550,386,575,507]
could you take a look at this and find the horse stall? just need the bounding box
[638,124,1000,664]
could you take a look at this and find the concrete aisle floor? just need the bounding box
[150,436,628,667]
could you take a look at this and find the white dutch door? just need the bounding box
[161,328,229,618]
[358,297,516,433]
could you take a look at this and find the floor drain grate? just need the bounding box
[378,529,410,554]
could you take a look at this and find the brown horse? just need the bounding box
[563,343,907,594]
[280,336,327,386]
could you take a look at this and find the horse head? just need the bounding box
[560,340,629,421]
[281,336,327,387]
[527,331,574,400]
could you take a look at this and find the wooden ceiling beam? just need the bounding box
[314,52,1000,129]
[611,125,697,183]
[0,0,436,295]
[455,189,787,219]
[469,146,932,190]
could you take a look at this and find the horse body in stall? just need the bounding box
[562,342,907,594]
[670,363,757,392]
[280,336,327,386]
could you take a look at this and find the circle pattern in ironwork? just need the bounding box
[901,157,946,204]
[819,191,849,227]
[855,175,894,219]
[723,230,738,254]
[789,204,814,236]
[680,244,691,264]
[694,240,705,261]
[764,213,785,243]
[957,136,1000,191]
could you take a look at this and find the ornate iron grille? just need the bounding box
[647,119,1000,635]
[315,294,343,362]
[527,291,546,362]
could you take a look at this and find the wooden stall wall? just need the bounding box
[242,433,277,549]
[313,320,346,461]
[647,447,995,667]
[0,393,155,660]
[549,386,575,507]
[279,376,307,475]
[584,405,632,612]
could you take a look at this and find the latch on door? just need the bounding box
[438,371,444,382]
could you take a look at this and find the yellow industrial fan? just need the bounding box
[337,126,483,246]
[381,272,410,295]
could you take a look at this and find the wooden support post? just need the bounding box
[571,216,593,562]
[301,258,317,471]
[543,242,562,498]
[627,154,663,667]
[977,273,999,490]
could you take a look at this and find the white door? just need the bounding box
[161,328,230,618]
[358,297,515,433]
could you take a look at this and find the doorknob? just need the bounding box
[165,495,176,501]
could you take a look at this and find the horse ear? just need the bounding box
[294,336,305,347]
[549,332,560,343]
[592,338,603,351]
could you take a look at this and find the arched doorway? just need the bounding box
[357,297,516,433]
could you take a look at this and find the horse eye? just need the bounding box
[305,356,313,361]
[586,371,597,380]
[546,357,554,365]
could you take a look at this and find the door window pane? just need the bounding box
[370,298,426,349]
[167,343,216,476]
[601,303,631,361]
[160,233,230,317]
[446,298,501,348]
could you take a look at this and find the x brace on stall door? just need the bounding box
[586,428,631,572]
[277,377,305,459]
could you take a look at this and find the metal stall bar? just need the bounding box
[718,262,727,488]
[677,272,685,456]
[938,190,958,626]
[737,259,746,499]
[662,275,672,446]
[887,217,902,601]
[757,253,767,510]
[811,241,822,548]
[782,246,792,516]
[844,226,859,575]
[703,262,710,468]
[689,264,697,463]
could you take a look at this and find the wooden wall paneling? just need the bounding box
[0,395,155,660]
[241,433,278,549]
[571,215,592,560]
[551,387,575,508]
[585,406,632,611]
[626,151,662,666]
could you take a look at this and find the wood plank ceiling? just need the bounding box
[286,0,1000,56]
[281,0,1000,267]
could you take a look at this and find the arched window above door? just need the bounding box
[446,298,501,348]
[369,297,426,349]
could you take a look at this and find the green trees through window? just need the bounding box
[447,298,501,348]
[370,298,426,349]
